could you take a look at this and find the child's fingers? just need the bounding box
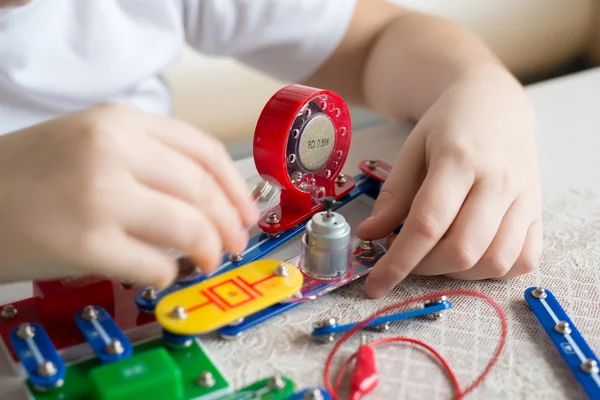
[410,179,513,276]
[441,196,531,280]
[492,218,543,280]
[121,185,225,273]
[148,116,259,227]
[356,135,424,240]
[127,135,248,253]
[364,156,474,298]
[80,232,178,290]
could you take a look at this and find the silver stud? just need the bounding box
[81,306,99,320]
[425,296,448,305]
[229,253,243,262]
[365,321,390,332]
[266,212,280,224]
[531,287,547,299]
[426,311,443,321]
[268,375,286,390]
[335,174,347,185]
[105,339,124,355]
[17,323,35,339]
[312,318,337,329]
[1,304,17,319]
[219,331,244,341]
[170,306,188,320]
[581,359,599,375]
[274,264,289,277]
[196,371,216,388]
[304,389,324,400]
[554,321,572,335]
[366,159,378,169]
[314,333,335,344]
[141,287,157,301]
[37,361,57,377]
[227,317,245,326]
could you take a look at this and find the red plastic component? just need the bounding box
[350,343,379,400]
[0,278,154,362]
[254,84,355,233]
[358,159,393,183]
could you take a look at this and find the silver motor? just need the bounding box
[300,198,352,280]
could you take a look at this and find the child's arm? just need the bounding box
[302,0,542,297]
[0,103,257,288]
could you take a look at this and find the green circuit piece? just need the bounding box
[28,338,232,400]
[219,375,295,400]
[89,347,183,400]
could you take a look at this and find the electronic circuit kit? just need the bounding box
[0,85,597,399]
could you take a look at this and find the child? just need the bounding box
[0,0,542,299]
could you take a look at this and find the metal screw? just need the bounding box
[219,331,244,341]
[229,253,243,262]
[268,375,286,390]
[17,323,35,339]
[531,287,547,299]
[1,304,17,319]
[314,333,335,344]
[366,159,378,169]
[81,306,99,320]
[425,296,448,305]
[426,312,443,321]
[196,371,216,388]
[359,240,374,252]
[266,212,280,224]
[120,278,135,286]
[274,264,289,277]
[581,359,599,375]
[304,389,325,400]
[228,317,245,326]
[37,361,57,377]
[105,339,124,355]
[554,321,572,335]
[170,306,188,320]
[365,321,390,332]
[335,174,347,185]
[141,287,157,301]
[313,318,337,329]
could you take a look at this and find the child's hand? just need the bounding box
[0,103,258,288]
[357,68,543,298]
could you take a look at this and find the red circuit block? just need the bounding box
[253,84,355,234]
[0,277,154,362]
[358,159,392,183]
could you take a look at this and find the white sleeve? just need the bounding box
[182,0,358,82]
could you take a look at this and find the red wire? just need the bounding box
[323,289,508,400]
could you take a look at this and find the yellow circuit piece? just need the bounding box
[155,260,303,335]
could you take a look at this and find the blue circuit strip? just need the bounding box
[217,242,387,338]
[135,173,381,313]
[525,287,600,399]
[74,306,133,363]
[287,388,332,399]
[312,300,452,338]
[9,323,66,390]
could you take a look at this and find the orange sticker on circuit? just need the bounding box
[155,260,303,335]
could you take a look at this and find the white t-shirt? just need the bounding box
[0,0,356,134]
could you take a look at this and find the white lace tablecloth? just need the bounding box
[2,68,600,399]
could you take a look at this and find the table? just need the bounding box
[2,67,600,399]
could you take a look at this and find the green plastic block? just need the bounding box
[220,376,295,400]
[28,338,232,400]
[89,347,182,400]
